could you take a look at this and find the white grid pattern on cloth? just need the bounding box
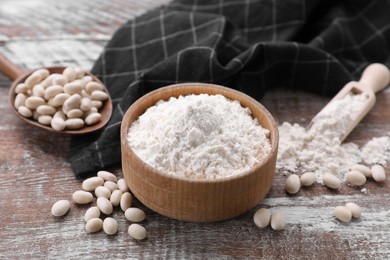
[69,0,390,178]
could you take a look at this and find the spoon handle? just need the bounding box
[0,53,25,80]
[359,63,390,93]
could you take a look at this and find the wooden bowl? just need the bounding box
[120,83,279,222]
[8,66,112,135]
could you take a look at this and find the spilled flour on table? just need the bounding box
[277,92,390,183]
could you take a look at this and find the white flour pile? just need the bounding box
[277,92,390,183]
[128,94,271,179]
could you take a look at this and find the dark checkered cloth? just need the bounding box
[69,0,390,178]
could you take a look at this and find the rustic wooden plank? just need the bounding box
[1,0,389,259]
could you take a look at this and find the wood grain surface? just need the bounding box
[1,1,389,259]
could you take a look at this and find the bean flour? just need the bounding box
[128,94,271,179]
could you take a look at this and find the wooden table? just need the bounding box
[1,1,389,259]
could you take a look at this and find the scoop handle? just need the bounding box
[359,63,390,93]
[0,53,25,81]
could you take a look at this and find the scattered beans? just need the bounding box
[285,174,300,194]
[97,197,113,215]
[333,206,352,223]
[95,186,111,199]
[125,208,146,222]
[128,224,147,240]
[120,192,133,212]
[346,170,366,186]
[351,164,372,178]
[84,206,100,222]
[72,190,93,204]
[86,218,103,233]
[371,165,386,182]
[14,67,109,131]
[117,178,129,192]
[322,173,341,189]
[253,208,271,228]
[51,200,70,217]
[270,212,286,231]
[103,217,118,235]
[104,181,119,192]
[82,176,104,191]
[110,190,123,207]
[300,172,316,186]
[345,202,362,218]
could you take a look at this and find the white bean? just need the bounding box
[36,105,56,115]
[85,81,104,94]
[125,207,145,222]
[65,118,84,130]
[85,112,101,126]
[120,192,132,212]
[285,174,300,194]
[52,75,68,86]
[110,190,122,207]
[63,67,76,82]
[51,200,70,217]
[53,111,66,120]
[34,68,49,80]
[50,93,70,107]
[371,165,386,182]
[97,197,113,215]
[72,190,93,204]
[322,173,341,189]
[64,81,83,95]
[14,93,27,109]
[15,83,28,94]
[82,176,104,191]
[82,76,93,85]
[25,96,45,109]
[270,212,286,231]
[18,106,33,118]
[97,171,117,182]
[253,208,271,228]
[37,115,52,125]
[300,172,316,186]
[95,186,111,199]
[104,181,119,192]
[84,206,100,222]
[32,84,45,97]
[333,206,352,223]
[346,170,366,186]
[351,164,371,177]
[51,117,66,131]
[85,218,103,233]
[25,72,43,88]
[91,90,109,101]
[103,217,118,235]
[63,94,81,110]
[74,67,85,79]
[80,97,92,111]
[345,202,362,218]
[44,85,63,100]
[128,224,146,240]
[117,178,129,192]
[91,100,103,109]
[67,108,84,119]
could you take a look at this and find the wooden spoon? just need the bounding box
[309,63,390,142]
[0,54,112,135]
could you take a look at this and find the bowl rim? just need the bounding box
[120,82,279,184]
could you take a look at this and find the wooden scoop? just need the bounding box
[309,63,390,142]
[0,53,112,135]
